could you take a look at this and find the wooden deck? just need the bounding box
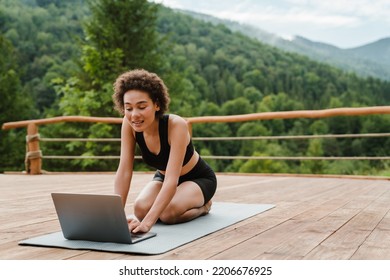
[0,172,389,260]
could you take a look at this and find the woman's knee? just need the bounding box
[134,181,162,220]
[133,198,151,220]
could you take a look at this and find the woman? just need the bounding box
[112,69,217,234]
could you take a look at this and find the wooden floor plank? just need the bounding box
[303,187,390,260]
[254,183,378,259]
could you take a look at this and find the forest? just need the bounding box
[1,0,390,176]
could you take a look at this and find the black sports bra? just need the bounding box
[135,115,194,171]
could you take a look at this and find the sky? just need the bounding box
[151,0,390,49]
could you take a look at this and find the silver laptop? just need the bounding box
[51,193,156,244]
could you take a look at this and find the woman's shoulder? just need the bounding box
[166,114,186,125]
[166,114,190,133]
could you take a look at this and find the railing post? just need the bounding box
[26,123,42,174]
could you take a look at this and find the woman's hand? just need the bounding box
[127,218,140,232]
[127,218,152,233]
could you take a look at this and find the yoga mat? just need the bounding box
[19,202,274,255]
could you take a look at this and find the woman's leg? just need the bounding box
[133,180,162,220]
[159,181,211,224]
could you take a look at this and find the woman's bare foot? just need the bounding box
[202,200,212,215]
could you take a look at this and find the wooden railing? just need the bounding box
[2,106,390,174]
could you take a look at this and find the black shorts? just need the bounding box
[152,157,217,204]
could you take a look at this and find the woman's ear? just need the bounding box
[155,98,160,111]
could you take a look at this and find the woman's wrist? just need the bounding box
[141,216,156,229]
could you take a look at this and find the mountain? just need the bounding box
[285,36,390,81]
[348,37,390,66]
[181,10,390,81]
[288,36,390,80]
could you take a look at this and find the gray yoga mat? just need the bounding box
[19,202,274,255]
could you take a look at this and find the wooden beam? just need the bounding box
[2,106,390,130]
[2,116,123,130]
[186,106,390,124]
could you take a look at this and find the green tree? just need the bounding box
[300,139,326,174]
[236,122,269,156]
[239,149,289,174]
[49,0,165,171]
[83,0,163,85]
[56,0,165,118]
[0,35,35,171]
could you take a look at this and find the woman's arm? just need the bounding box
[114,117,136,207]
[132,115,189,232]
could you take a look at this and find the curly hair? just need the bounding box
[112,69,170,118]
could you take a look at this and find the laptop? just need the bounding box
[51,193,156,244]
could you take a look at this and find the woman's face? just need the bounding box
[123,89,160,132]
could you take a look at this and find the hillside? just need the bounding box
[156,7,390,112]
[348,37,390,66]
[182,10,390,81]
[287,36,390,81]
[1,1,390,176]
